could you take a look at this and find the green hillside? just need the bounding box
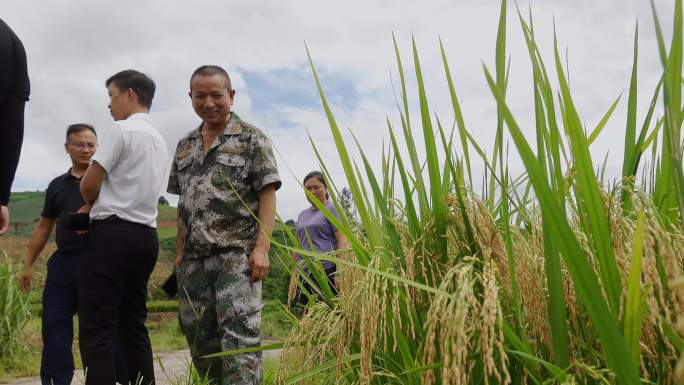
[7,191,177,238]
[8,190,286,240]
[6,192,45,237]
[8,191,44,223]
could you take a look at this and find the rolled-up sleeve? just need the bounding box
[41,181,58,218]
[167,144,181,195]
[92,124,124,173]
[248,131,281,192]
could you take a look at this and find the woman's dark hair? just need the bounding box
[303,171,329,199]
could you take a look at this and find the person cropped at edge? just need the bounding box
[78,69,168,385]
[167,65,281,385]
[293,171,348,305]
[0,18,30,236]
[19,124,96,385]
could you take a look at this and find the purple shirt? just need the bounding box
[295,200,339,270]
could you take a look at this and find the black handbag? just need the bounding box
[161,271,178,298]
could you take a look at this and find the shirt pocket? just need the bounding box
[176,156,194,189]
[212,154,248,189]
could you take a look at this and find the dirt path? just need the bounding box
[5,349,281,385]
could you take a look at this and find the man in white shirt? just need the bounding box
[78,69,168,385]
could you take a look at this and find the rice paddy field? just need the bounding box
[268,0,684,384]
[2,0,684,384]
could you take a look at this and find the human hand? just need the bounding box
[75,204,92,235]
[76,204,92,214]
[0,205,9,236]
[20,266,31,293]
[249,245,270,282]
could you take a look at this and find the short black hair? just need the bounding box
[190,65,232,91]
[66,123,96,141]
[106,69,156,109]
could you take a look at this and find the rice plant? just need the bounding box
[0,251,30,357]
[267,0,684,384]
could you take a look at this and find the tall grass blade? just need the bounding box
[394,36,430,222]
[553,30,623,314]
[412,37,447,261]
[484,64,641,385]
[306,44,383,256]
[623,209,646,367]
[439,39,473,186]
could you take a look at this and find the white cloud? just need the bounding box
[2,0,675,220]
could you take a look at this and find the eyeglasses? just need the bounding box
[69,142,98,150]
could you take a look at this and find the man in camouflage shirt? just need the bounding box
[167,65,281,385]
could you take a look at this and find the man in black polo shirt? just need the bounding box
[20,124,97,385]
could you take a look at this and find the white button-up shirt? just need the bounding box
[90,113,168,228]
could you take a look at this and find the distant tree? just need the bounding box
[158,196,169,206]
[285,219,296,227]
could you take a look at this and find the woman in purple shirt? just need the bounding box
[294,171,347,305]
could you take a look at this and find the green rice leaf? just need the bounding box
[412,37,447,261]
[483,64,641,385]
[589,93,622,145]
[623,210,646,367]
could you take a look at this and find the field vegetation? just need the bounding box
[270,1,684,384]
[0,198,294,381]
[2,1,683,384]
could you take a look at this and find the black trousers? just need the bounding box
[78,216,158,385]
[41,251,80,385]
[297,265,338,306]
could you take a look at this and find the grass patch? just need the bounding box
[263,357,280,385]
[148,300,179,313]
[0,318,42,381]
[157,226,177,240]
[0,315,188,381]
[262,301,294,342]
[147,315,187,353]
[156,205,178,223]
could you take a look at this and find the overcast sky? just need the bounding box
[2,0,674,220]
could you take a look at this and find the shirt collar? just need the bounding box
[222,113,242,136]
[65,168,82,181]
[189,112,242,139]
[127,112,152,122]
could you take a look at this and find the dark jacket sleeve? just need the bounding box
[0,19,30,100]
[0,19,29,206]
[0,99,24,205]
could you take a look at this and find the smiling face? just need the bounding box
[65,129,97,168]
[189,74,235,128]
[304,176,328,206]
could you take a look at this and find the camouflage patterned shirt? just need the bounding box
[167,113,281,257]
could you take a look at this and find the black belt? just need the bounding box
[91,215,155,230]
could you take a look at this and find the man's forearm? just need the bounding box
[80,185,99,205]
[80,161,107,205]
[255,186,276,250]
[25,226,50,269]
